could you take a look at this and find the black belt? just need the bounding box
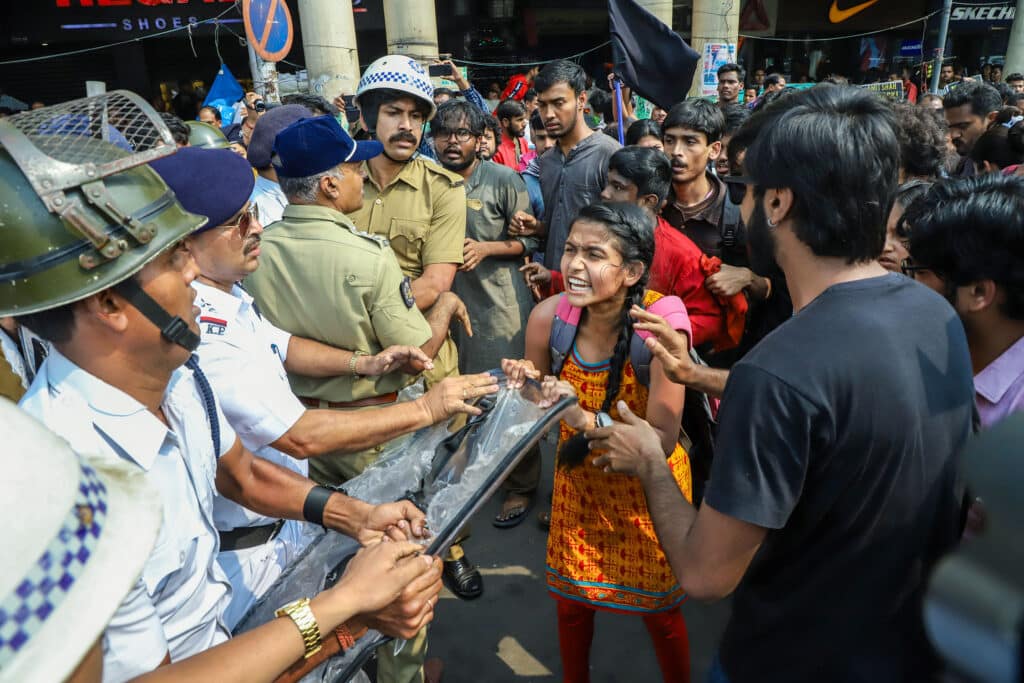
[219,519,285,552]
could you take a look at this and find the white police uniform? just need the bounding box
[19,349,235,682]
[193,280,316,629]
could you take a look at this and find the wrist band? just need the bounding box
[303,486,333,527]
[349,350,366,377]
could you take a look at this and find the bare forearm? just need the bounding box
[683,364,729,399]
[747,275,771,301]
[485,239,526,259]
[272,401,434,458]
[421,305,454,359]
[639,457,699,582]
[285,336,357,378]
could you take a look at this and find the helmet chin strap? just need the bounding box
[113,278,201,353]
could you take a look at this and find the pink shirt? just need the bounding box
[975,335,1024,429]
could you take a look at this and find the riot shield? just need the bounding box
[234,374,575,682]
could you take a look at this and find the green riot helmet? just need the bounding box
[0,91,207,351]
[185,119,231,149]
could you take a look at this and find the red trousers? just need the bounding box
[556,599,691,683]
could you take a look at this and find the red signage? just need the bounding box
[56,0,234,6]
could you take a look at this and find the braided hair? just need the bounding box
[558,202,656,468]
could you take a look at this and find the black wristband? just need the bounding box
[302,485,333,527]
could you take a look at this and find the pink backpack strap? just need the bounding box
[635,295,692,349]
[555,294,582,326]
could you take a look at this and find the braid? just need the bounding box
[601,283,645,413]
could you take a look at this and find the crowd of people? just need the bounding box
[0,48,1022,683]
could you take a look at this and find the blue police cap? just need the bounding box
[247,104,311,169]
[149,147,255,234]
[272,115,383,178]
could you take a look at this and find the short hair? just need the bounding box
[433,99,486,137]
[529,109,544,131]
[1009,92,1024,109]
[970,110,1024,169]
[1007,73,1024,83]
[625,118,662,145]
[534,59,587,98]
[587,89,613,122]
[663,99,725,143]
[919,93,944,108]
[943,81,1002,117]
[608,146,672,203]
[720,104,750,135]
[278,166,344,203]
[281,93,339,116]
[893,102,947,178]
[495,98,527,122]
[18,303,77,345]
[524,88,538,102]
[995,82,1015,103]
[905,174,1024,319]
[198,105,222,123]
[432,87,455,99]
[482,114,502,144]
[743,85,900,263]
[717,63,744,81]
[763,73,785,89]
[160,112,190,145]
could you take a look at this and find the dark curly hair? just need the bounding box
[892,102,947,179]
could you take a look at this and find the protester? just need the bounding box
[433,100,537,373]
[492,98,530,170]
[1008,72,1024,94]
[970,111,1024,172]
[650,106,668,125]
[520,108,553,218]
[198,105,222,127]
[762,73,786,94]
[920,92,944,110]
[939,62,956,88]
[480,114,501,160]
[717,104,750,177]
[587,85,975,683]
[433,87,455,108]
[625,118,663,150]
[944,81,1003,175]
[247,104,310,227]
[224,91,265,144]
[893,101,948,181]
[751,67,766,87]
[504,202,693,683]
[160,111,190,147]
[501,65,541,102]
[281,93,339,117]
[904,174,1024,428]
[879,179,932,273]
[716,63,743,108]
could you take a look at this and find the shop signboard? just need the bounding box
[701,43,737,98]
[950,2,1014,26]
[861,80,905,100]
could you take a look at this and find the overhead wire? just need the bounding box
[739,9,943,43]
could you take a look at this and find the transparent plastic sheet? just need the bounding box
[234,374,574,682]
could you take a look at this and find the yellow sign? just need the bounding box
[829,0,881,23]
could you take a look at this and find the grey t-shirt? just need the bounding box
[706,273,974,683]
[539,131,621,269]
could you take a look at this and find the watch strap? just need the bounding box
[275,598,322,659]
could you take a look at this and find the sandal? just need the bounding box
[493,492,534,528]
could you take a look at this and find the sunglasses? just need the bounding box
[223,203,260,238]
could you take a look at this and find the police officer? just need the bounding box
[156,145,497,627]
[2,95,441,680]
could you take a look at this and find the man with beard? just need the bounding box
[513,59,620,271]
[492,98,530,170]
[433,100,536,374]
[587,85,975,683]
[904,174,1024,429]
[943,81,1002,177]
[164,145,497,627]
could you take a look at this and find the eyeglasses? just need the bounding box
[900,257,937,279]
[434,128,475,143]
[223,203,260,238]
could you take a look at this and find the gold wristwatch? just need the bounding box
[275,597,322,659]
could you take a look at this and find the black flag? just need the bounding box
[609,0,700,111]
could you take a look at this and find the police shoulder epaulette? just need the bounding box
[423,161,465,188]
[345,222,391,248]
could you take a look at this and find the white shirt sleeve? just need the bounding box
[101,579,169,683]
[262,318,292,364]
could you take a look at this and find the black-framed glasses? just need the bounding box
[223,203,260,238]
[900,257,936,279]
[434,128,475,143]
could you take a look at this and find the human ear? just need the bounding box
[87,289,130,334]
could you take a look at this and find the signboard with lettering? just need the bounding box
[950,3,1015,25]
[861,80,905,100]
[701,43,737,98]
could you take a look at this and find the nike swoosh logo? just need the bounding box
[829,0,881,23]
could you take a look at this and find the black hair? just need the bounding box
[160,112,190,146]
[763,73,785,89]
[524,88,538,102]
[919,93,944,108]
[432,88,455,98]
[822,74,850,86]
[943,81,1002,118]
[905,174,1024,320]
[1009,93,1024,109]
[495,98,527,123]
[662,99,724,143]
[198,105,222,122]
[529,108,544,132]
[743,84,900,263]
[281,93,338,116]
[358,88,432,132]
[534,59,587,98]
[893,101,947,178]
[893,179,933,240]
[969,112,1024,169]
[625,118,662,146]
[558,202,656,468]
[433,99,486,137]
[717,62,744,82]
[482,114,502,146]
[18,303,77,345]
[720,103,750,135]
[608,146,672,203]
[1007,73,1024,83]
[587,89,613,122]
[995,82,1015,104]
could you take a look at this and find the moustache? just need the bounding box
[388,132,418,145]
[443,146,462,155]
[244,236,261,254]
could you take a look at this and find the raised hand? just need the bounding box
[419,372,500,421]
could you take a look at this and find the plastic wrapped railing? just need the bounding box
[234,373,575,682]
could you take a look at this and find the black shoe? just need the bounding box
[443,555,484,600]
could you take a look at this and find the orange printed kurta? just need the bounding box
[546,334,692,614]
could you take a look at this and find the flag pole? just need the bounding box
[613,78,626,145]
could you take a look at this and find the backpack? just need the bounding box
[548,293,718,501]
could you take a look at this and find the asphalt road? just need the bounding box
[425,435,732,683]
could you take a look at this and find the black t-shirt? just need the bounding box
[705,273,974,683]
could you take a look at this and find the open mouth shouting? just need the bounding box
[566,276,592,293]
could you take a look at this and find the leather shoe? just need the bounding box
[443,555,483,600]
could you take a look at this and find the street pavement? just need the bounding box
[426,434,732,683]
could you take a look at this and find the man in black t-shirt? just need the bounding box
[588,86,975,683]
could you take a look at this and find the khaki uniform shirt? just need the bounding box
[349,157,466,382]
[244,204,432,403]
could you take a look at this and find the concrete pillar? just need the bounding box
[636,0,673,28]
[383,0,440,63]
[689,0,740,97]
[247,45,281,103]
[1004,0,1024,80]
[298,0,360,103]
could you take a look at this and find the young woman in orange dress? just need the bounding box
[504,202,693,683]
